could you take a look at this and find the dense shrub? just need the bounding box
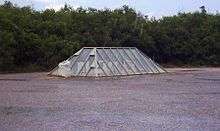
[0,1,219,72]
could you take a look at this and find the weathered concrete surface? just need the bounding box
[0,68,219,131]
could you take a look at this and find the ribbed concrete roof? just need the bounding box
[49,47,166,77]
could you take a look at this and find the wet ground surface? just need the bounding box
[0,68,220,131]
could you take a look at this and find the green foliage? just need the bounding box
[0,1,219,72]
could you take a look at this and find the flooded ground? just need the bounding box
[0,68,220,131]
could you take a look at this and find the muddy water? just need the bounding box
[0,68,220,131]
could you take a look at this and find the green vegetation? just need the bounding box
[0,1,219,72]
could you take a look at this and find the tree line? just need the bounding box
[0,1,219,72]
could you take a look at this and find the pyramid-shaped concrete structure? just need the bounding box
[49,47,166,77]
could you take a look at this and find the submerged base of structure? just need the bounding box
[49,47,166,77]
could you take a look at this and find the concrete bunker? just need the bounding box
[49,47,166,77]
